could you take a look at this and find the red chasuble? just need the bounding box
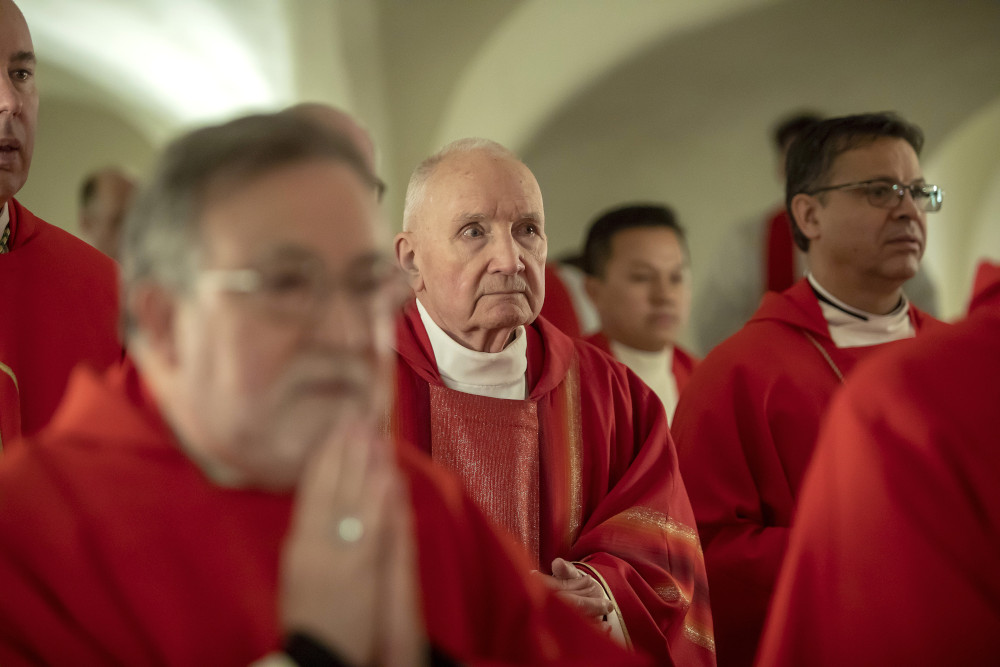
[0,199,120,447]
[758,264,1000,666]
[539,263,582,338]
[391,301,716,666]
[0,361,646,667]
[671,278,943,667]
[583,331,699,395]
[763,209,797,294]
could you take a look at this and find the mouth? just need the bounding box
[0,139,21,152]
[649,312,679,326]
[886,236,922,250]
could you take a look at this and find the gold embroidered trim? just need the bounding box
[563,357,583,542]
[801,330,845,384]
[0,361,18,451]
[0,361,18,391]
[684,622,717,652]
[655,582,687,605]
[615,506,701,548]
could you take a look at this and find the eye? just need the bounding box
[11,69,32,82]
[867,183,893,199]
[261,268,313,294]
[348,260,396,296]
[628,273,653,283]
[462,225,485,239]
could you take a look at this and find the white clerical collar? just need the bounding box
[416,298,528,400]
[808,273,914,349]
[608,341,679,423]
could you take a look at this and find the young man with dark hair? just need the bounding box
[582,204,697,423]
[672,111,947,667]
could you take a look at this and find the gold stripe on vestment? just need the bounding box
[614,506,701,549]
[562,358,583,543]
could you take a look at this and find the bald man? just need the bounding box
[0,0,119,446]
[391,138,715,665]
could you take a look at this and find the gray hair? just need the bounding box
[402,137,520,231]
[120,111,379,337]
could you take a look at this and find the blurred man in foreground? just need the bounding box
[0,112,644,666]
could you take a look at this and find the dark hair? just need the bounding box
[120,111,378,337]
[79,173,100,208]
[785,112,924,251]
[772,111,823,153]
[583,204,687,277]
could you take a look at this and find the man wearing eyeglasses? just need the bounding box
[0,112,645,666]
[671,112,947,667]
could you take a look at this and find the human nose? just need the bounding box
[308,284,375,348]
[489,232,525,275]
[892,186,923,219]
[0,75,22,116]
[651,276,676,304]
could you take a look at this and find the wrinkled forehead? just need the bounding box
[425,150,544,220]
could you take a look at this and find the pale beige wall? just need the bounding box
[16,96,156,237]
[923,95,1000,319]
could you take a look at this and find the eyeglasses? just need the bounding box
[806,179,943,212]
[197,254,401,322]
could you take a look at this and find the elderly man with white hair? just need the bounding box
[391,138,716,665]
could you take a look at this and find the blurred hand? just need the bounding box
[533,557,614,621]
[280,416,426,666]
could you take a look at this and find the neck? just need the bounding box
[809,266,905,315]
[451,326,518,354]
[605,330,673,354]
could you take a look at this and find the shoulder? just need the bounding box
[12,200,118,282]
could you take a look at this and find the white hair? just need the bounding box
[402,138,521,231]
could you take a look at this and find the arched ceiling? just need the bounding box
[21,0,297,141]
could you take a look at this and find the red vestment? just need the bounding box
[583,332,699,395]
[0,199,120,446]
[757,264,1000,666]
[538,263,582,338]
[391,301,716,666]
[0,361,646,667]
[671,278,942,667]
[763,209,796,294]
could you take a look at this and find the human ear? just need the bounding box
[790,193,822,243]
[583,274,604,305]
[393,232,424,292]
[129,284,180,367]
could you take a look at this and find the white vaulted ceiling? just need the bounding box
[15,0,1000,320]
